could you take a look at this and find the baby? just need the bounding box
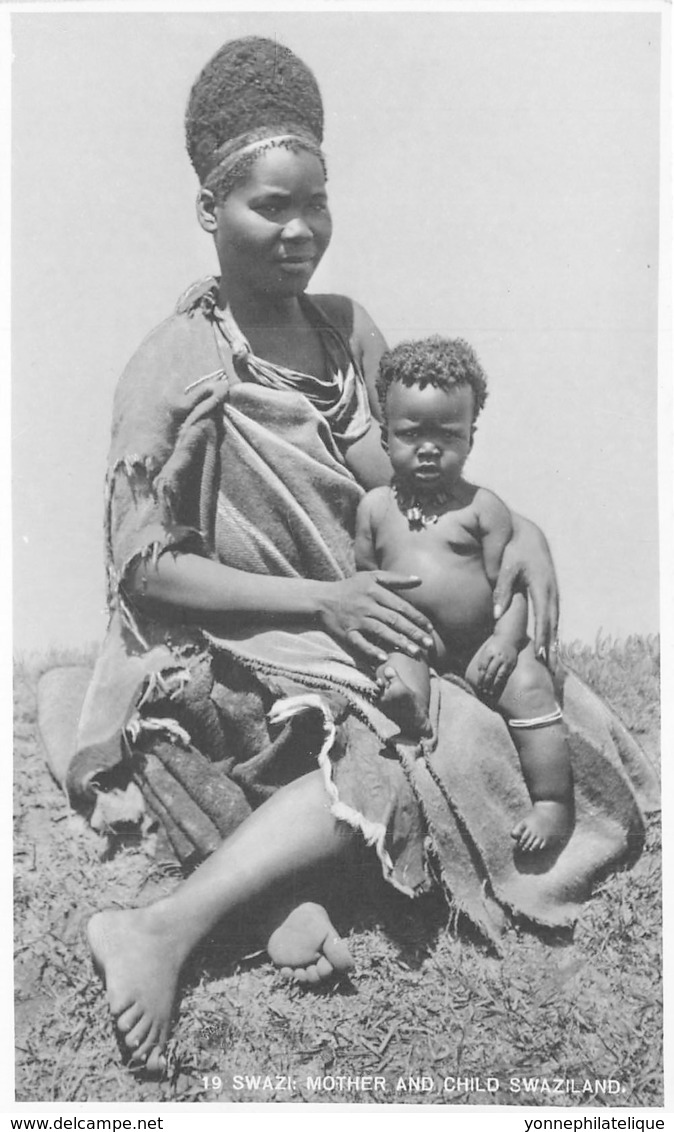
[354,336,573,852]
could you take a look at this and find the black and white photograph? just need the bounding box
[9,2,669,1114]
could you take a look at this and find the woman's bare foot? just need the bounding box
[266,902,354,986]
[511,800,572,852]
[87,906,185,1073]
[376,665,431,739]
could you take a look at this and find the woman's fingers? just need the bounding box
[365,595,432,651]
[371,577,434,636]
[376,611,433,650]
[374,571,423,590]
[320,575,432,658]
[363,619,425,658]
[492,561,517,622]
[346,629,388,666]
[531,580,560,662]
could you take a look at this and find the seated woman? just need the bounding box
[73,36,656,1075]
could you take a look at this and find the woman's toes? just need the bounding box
[323,935,354,974]
[117,1003,143,1033]
[315,956,334,980]
[130,1024,159,1065]
[279,966,294,979]
[301,964,322,986]
[142,1045,167,1077]
[125,1015,153,1052]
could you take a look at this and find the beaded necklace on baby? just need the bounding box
[392,478,452,531]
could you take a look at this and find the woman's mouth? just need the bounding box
[277,255,314,274]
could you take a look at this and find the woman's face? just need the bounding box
[204,146,332,302]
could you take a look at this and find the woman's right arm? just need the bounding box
[129,553,434,666]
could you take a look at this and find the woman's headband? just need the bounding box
[202,127,326,199]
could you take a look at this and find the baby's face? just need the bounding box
[385,381,474,495]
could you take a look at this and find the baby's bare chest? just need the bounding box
[375,507,482,565]
[372,506,493,641]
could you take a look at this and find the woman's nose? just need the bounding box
[281,214,314,240]
[419,438,439,455]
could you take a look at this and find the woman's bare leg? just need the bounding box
[88,770,356,1071]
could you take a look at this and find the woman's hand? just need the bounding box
[316,572,435,666]
[493,516,559,662]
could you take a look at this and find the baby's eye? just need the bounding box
[252,201,284,218]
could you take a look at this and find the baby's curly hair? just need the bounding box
[376,336,488,422]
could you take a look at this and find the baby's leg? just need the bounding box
[499,644,573,850]
[467,643,573,851]
[376,652,432,739]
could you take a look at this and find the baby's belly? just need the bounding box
[382,545,494,662]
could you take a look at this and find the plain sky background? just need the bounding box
[11,7,665,654]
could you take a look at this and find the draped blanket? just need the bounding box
[62,282,659,946]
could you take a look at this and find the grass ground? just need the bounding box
[14,635,662,1106]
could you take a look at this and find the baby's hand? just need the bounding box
[475,636,518,700]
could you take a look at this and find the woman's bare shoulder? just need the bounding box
[308,294,384,350]
[309,293,387,418]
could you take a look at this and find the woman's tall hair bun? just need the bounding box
[185,36,324,184]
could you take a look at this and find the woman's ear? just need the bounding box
[196,188,218,233]
[469,424,477,450]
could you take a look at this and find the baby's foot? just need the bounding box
[376,665,431,739]
[511,801,572,853]
[266,902,354,987]
[87,907,183,1073]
